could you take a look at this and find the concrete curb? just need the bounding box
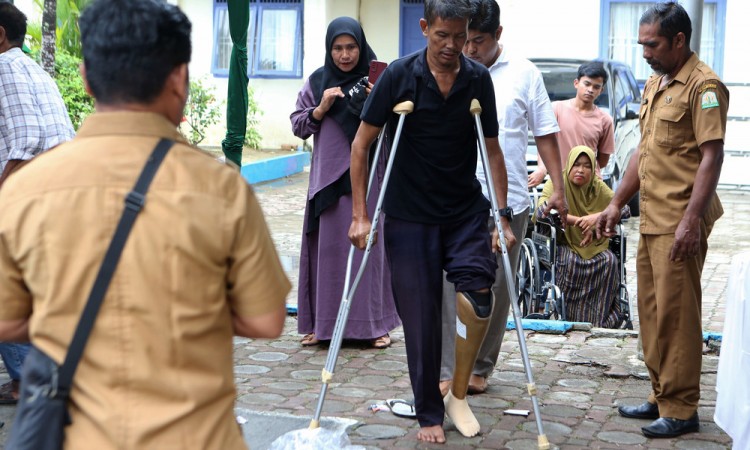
[282,310,724,341]
[241,152,310,185]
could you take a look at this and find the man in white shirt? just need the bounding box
[440,0,566,396]
[0,3,74,187]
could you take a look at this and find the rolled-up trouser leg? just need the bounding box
[452,290,493,400]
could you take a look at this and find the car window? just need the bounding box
[538,64,609,109]
[538,67,578,102]
[614,70,630,119]
[614,66,642,120]
[623,68,641,102]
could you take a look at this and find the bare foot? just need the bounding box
[467,374,488,395]
[444,390,480,437]
[439,379,452,398]
[417,425,446,443]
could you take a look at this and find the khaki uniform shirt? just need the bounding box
[637,53,728,234]
[0,112,290,449]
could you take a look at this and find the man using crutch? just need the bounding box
[349,0,510,443]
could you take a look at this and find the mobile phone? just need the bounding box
[368,60,387,85]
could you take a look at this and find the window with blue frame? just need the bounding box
[599,0,725,81]
[212,0,303,78]
[400,0,425,57]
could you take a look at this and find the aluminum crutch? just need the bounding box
[309,100,415,429]
[470,99,550,450]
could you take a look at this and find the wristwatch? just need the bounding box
[498,206,513,222]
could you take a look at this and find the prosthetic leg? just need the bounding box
[445,291,493,437]
[309,101,414,429]
[471,99,550,449]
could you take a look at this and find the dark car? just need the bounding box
[527,58,642,215]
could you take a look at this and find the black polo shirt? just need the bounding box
[361,49,499,224]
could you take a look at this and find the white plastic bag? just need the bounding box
[268,427,365,450]
[715,252,750,450]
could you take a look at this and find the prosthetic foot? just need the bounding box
[445,291,493,437]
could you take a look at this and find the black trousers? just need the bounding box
[383,212,496,427]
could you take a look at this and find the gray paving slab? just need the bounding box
[238,170,738,448]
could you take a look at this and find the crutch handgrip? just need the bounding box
[393,100,414,114]
[470,99,482,115]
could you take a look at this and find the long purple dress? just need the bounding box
[290,80,400,340]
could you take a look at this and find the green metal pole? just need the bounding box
[221,0,250,168]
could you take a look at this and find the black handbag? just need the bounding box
[7,139,174,450]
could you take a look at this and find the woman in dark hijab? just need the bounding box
[291,17,399,348]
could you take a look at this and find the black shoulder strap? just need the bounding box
[59,138,174,388]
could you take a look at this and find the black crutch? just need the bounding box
[309,100,415,429]
[471,99,550,450]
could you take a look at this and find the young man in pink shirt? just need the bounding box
[529,61,615,186]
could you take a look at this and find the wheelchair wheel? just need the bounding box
[516,238,540,317]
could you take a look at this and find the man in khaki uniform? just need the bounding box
[597,1,727,439]
[0,0,290,448]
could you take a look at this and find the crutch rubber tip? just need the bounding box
[393,100,414,114]
[470,99,482,115]
[309,419,320,429]
[537,434,551,450]
[527,383,537,396]
[321,369,333,383]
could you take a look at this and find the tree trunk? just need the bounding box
[41,0,57,76]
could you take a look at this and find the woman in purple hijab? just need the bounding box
[290,17,399,348]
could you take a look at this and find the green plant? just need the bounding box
[53,49,93,129]
[27,46,94,130]
[27,0,90,58]
[183,78,223,145]
[244,85,263,150]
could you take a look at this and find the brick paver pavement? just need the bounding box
[0,168,744,449]
[240,169,743,449]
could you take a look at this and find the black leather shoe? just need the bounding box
[641,414,699,438]
[618,402,659,420]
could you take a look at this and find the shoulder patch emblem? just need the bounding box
[701,90,719,109]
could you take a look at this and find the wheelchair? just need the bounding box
[515,199,633,329]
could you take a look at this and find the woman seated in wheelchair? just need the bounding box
[534,145,629,328]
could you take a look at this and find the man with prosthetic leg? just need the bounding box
[349,0,510,443]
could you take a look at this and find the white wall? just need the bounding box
[722,0,748,84]
[497,0,601,60]
[179,0,403,149]
[13,0,38,25]
[179,0,358,149]
[360,0,400,64]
